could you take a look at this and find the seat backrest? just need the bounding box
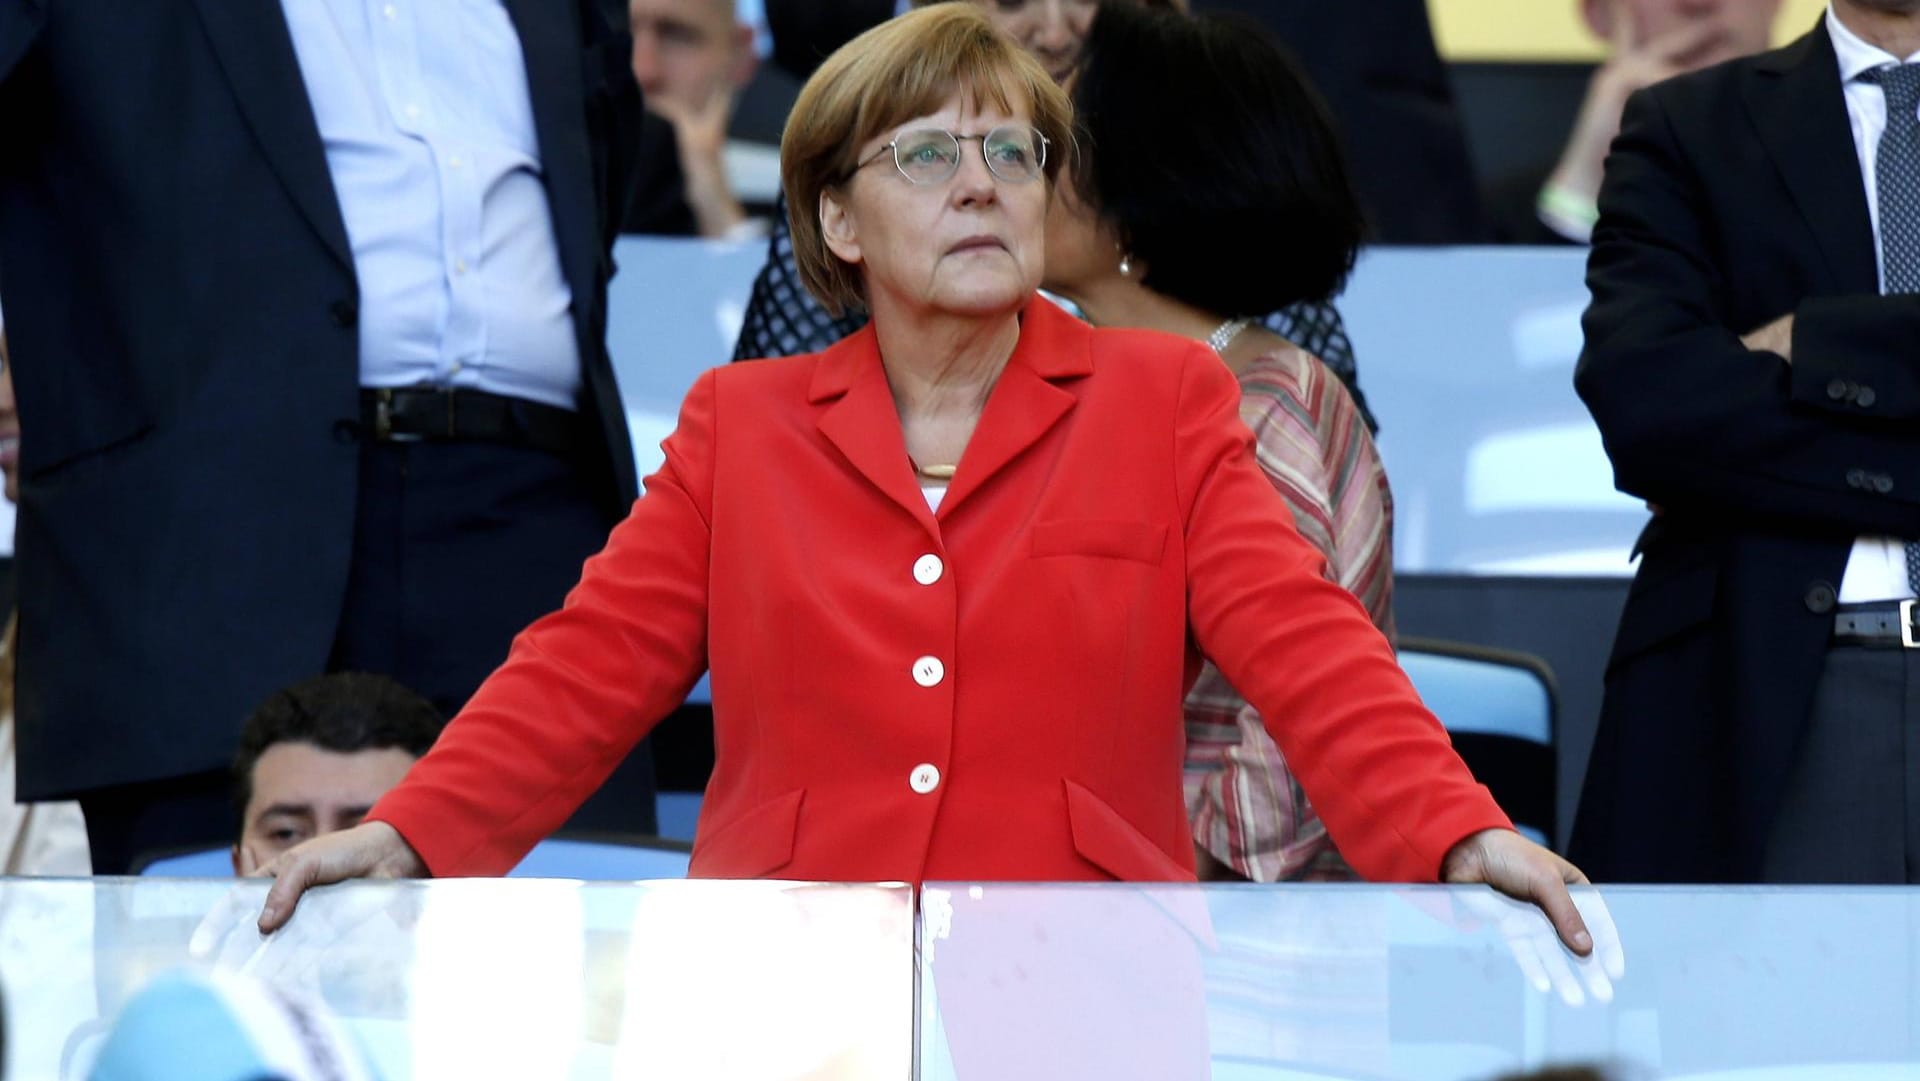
[506,837,691,880]
[1398,636,1557,846]
[139,837,693,880]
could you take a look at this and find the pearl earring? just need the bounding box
[1118,253,1133,276]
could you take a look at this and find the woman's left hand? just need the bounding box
[1442,828,1609,956]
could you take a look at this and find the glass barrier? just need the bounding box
[918,883,1920,1080]
[19,878,1913,1078]
[0,877,913,1080]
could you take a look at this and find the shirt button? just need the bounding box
[454,259,469,275]
[404,103,422,121]
[448,155,464,169]
[913,554,943,585]
[382,3,397,19]
[448,361,464,376]
[912,656,944,687]
[909,764,941,794]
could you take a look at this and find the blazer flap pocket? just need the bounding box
[1063,779,1189,882]
[1031,519,1168,564]
[688,788,804,878]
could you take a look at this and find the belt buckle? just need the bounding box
[1902,599,1919,649]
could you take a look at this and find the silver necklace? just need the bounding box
[1206,317,1253,355]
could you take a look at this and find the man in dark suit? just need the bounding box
[0,0,657,872]
[1573,0,1920,882]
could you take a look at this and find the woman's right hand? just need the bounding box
[253,820,427,934]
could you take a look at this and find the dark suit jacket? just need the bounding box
[0,0,643,799]
[1570,21,1920,881]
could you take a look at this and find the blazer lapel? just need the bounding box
[504,0,600,318]
[936,298,1089,519]
[809,299,1093,529]
[812,326,942,534]
[190,0,353,271]
[1745,22,1880,293]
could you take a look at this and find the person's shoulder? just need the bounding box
[1643,23,1825,116]
[1237,346,1364,434]
[1083,322,1216,386]
[706,351,830,407]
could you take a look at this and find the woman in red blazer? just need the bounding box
[256,3,1600,959]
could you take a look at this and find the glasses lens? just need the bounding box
[983,126,1045,182]
[894,130,961,183]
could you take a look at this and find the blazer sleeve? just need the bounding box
[1175,346,1509,882]
[1576,85,1920,537]
[367,369,721,875]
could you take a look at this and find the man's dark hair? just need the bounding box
[230,672,444,839]
[1069,2,1366,317]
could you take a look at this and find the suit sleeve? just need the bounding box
[0,0,45,88]
[1176,347,1509,882]
[1576,85,1920,537]
[368,369,720,875]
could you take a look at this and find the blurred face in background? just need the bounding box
[978,0,1100,82]
[1584,0,1781,68]
[629,0,755,115]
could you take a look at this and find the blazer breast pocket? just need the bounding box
[1029,519,1169,565]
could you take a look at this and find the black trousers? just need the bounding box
[1765,643,1920,883]
[83,437,656,873]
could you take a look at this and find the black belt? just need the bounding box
[358,387,591,461]
[1833,600,1920,648]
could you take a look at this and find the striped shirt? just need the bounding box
[1184,347,1394,881]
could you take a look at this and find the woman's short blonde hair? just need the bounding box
[780,3,1072,317]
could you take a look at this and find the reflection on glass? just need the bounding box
[0,879,911,1080]
[918,884,1920,1080]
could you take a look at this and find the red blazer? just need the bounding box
[371,298,1508,883]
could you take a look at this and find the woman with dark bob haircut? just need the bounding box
[250,3,1601,964]
[1041,3,1377,882]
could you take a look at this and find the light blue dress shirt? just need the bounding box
[281,0,582,411]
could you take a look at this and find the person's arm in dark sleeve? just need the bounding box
[1575,85,1920,538]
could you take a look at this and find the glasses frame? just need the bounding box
[853,125,1051,186]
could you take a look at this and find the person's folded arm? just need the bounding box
[1576,84,1920,539]
[365,368,722,876]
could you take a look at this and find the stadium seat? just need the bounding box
[1398,637,1557,847]
[138,836,692,880]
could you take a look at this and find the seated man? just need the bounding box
[625,0,764,239]
[230,673,441,874]
[1486,0,1781,244]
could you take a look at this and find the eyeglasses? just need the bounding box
[853,125,1050,186]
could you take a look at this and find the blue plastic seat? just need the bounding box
[139,837,691,880]
[1398,637,1557,847]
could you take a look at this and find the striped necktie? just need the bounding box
[1865,64,1920,589]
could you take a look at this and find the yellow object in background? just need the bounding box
[1429,0,1829,62]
